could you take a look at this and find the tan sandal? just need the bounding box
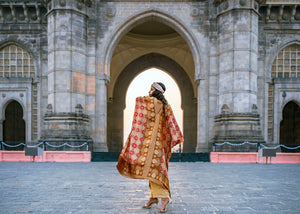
[158,198,170,213]
[142,198,158,209]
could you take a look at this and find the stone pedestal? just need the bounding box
[41,111,92,151]
[212,113,264,151]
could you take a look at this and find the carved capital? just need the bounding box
[97,73,110,85]
[42,0,93,8]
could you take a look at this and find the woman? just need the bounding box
[117,82,184,213]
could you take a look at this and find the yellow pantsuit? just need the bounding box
[149,181,169,198]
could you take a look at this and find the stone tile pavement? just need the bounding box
[0,162,299,214]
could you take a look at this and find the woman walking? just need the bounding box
[117,82,183,213]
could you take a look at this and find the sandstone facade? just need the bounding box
[0,0,299,152]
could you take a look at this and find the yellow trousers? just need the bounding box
[149,181,169,198]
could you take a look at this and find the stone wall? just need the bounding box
[0,0,299,152]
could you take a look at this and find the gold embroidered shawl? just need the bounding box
[117,96,184,196]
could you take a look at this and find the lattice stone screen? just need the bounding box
[268,43,300,141]
[0,45,35,78]
[271,44,300,78]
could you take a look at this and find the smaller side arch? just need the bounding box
[0,40,39,77]
[0,40,37,61]
[1,98,26,121]
[281,99,300,113]
[2,100,26,150]
[280,101,300,152]
[266,40,300,79]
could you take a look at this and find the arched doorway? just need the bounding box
[3,100,25,150]
[280,101,300,153]
[107,53,196,152]
[102,12,202,153]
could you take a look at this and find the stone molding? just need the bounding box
[214,0,261,17]
[0,2,47,24]
[259,4,300,24]
[214,112,261,121]
[43,0,93,17]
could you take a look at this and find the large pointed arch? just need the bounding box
[101,9,201,78]
[107,53,197,152]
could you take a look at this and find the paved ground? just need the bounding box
[0,162,299,214]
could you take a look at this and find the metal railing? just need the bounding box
[212,141,300,152]
[0,141,90,151]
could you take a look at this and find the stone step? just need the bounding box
[92,152,210,162]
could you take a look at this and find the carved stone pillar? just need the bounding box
[41,0,93,147]
[212,0,264,150]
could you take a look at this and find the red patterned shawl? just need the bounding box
[116,96,184,196]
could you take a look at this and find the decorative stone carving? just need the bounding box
[0,3,46,24]
[282,91,287,98]
[10,4,17,22]
[261,4,300,24]
[221,104,231,113]
[191,7,200,17]
[75,104,83,114]
[41,0,51,6]
[31,14,38,21]
[59,24,68,31]
[6,13,13,21]
[252,104,258,113]
[295,9,300,20]
[76,1,83,10]
[107,7,116,18]
[254,2,259,10]
[18,12,25,21]
[223,1,229,10]
[0,7,3,22]
[59,0,66,7]
[85,0,93,7]
[239,0,247,6]
[47,104,53,113]
[291,5,297,22]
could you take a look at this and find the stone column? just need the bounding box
[196,79,209,152]
[94,74,109,152]
[41,0,92,147]
[212,0,264,150]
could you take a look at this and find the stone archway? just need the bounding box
[280,101,300,153]
[3,100,25,150]
[107,53,196,152]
